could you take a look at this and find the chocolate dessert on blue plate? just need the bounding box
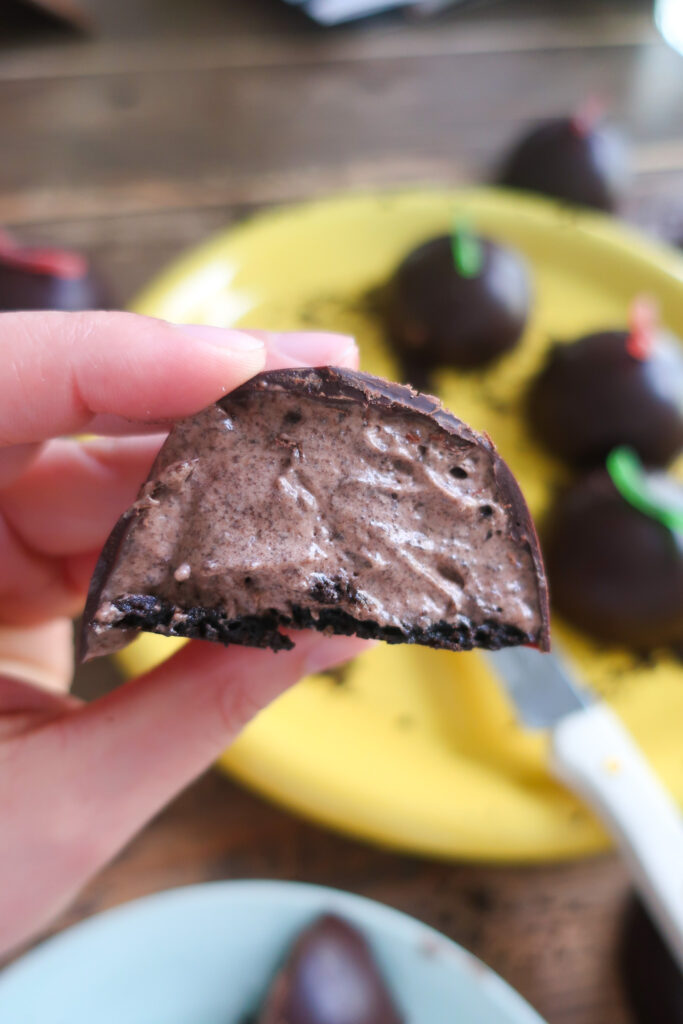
[496,102,630,212]
[383,222,531,374]
[256,915,403,1024]
[81,367,550,661]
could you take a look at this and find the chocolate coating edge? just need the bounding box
[79,508,138,662]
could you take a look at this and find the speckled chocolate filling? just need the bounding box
[81,368,549,659]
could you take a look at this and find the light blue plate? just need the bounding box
[0,881,547,1023]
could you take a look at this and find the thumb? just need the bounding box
[0,632,370,955]
[0,311,269,447]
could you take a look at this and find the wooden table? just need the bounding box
[3,2,682,1021]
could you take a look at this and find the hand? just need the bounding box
[0,311,369,958]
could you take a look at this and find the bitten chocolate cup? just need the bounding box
[81,367,549,662]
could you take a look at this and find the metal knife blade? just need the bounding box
[486,646,683,971]
[482,646,594,729]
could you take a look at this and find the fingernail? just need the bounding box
[172,323,266,352]
[268,332,357,367]
[303,635,375,677]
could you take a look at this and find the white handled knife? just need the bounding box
[484,646,683,972]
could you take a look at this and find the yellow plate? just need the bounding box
[121,188,683,862]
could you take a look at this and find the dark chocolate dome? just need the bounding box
[0,242,107,311]
[545,469,683,651]
[497,116,628,212]
[257,915,403,1024]
[384,234,530,371]
[527,329,683,468]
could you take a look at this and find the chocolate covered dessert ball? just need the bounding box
[527,304,683,468]
[0,231,107,311]
[257,915,403,1024]
[545,449,683,652]
[384,227,531,371]
[497,106,629,212]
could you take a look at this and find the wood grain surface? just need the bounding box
[3,2,682,1022]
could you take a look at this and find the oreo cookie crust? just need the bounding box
[81,367,550,660]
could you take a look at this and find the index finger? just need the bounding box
[0,311,266,447]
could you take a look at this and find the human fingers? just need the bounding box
[57,330,360,437]
[0,631,371,955]
[0,515,84,625]
[0,619,74,694]
[0,330,359,619]
[0,328,360,554]
[1,436,167,556]
[0,317,358,447]
[0,311,266,447]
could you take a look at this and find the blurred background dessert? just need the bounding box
[0,229,108,310]
[526,301,683,468]
[495,103,630,212]
[382,226,531,378]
